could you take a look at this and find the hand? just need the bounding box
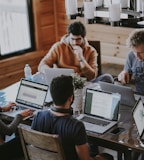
[118,71,130,84]
[19,109,34,118]
[72,45,84,61]
[2,102,16,112]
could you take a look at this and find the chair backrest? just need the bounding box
[18,124,66,160]
[88,41,102,76]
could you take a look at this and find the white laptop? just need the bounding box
[132,98,144,144]
[76,88,121,134]
[44,68,74,86]
[1,79,49,119]
[99,81,136,107]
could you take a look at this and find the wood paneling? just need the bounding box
[0,0,138,89]
[0,51,46,89]
[0,0,56,89]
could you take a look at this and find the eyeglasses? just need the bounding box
[71,37,82,41]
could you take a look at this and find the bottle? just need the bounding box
[24,64,32,80]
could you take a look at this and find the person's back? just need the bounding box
[32,109,86,160]
[31,75,88,160]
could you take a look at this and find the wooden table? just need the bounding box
[1,82,144,160]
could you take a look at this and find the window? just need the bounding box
[0,0,35,59]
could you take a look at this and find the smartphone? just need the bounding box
[110,127,125,134]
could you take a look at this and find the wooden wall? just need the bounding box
[0,0,136,89]
[0,0,56,89]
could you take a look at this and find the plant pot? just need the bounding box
[71,89,83,114]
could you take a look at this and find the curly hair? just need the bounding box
[67,21,86,38]
[126,29,144,48]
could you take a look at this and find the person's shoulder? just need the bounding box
[35,109,50,118]
[52,35,69,48]
[128,51,136,59]
[68,116,85,127]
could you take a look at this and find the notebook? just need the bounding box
[132,98,144,143]
[76,88,121,134]
[99,81,136,107]
[1,79,49,119]
[44,68,74,86]
[44,68,74,103]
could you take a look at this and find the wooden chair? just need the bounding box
[88,41,102,76]
[18,124,66,160]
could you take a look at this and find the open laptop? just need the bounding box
[76,88,121,134]
[1,79,49,119]
[99,81,136,107]
[44,68,74,86]
[132,98,144,144]
[44,68,74,103]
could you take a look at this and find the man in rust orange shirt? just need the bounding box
[38,21,113,83]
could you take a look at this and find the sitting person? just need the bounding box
[38,21,114,83]
[0,102,34,160]
[31,75,114,160]
[118,29,144,95]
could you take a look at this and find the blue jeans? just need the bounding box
[91,73,114,84]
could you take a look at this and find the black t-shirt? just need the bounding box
[31,110,87,160]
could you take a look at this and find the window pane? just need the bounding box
[0,0,34,57]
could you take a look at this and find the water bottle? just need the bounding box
[24,64,32,80]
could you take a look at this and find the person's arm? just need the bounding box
[0,102,16,112]
[0,108,33,136]
[118,52,134,84]
[76,143,94,160]
[118,70,130,84]
[73,45,98,80]
[38,43,58,73]
[0,115,22,136]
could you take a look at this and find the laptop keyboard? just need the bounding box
[81,116,110,126]
[134,94,144,103]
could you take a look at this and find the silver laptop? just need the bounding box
[1,79,49,119]
[99,81,136,107]
[44,68,74,103]
[132,98,144,144]
[76,88,120,134]
[44,68,74,86]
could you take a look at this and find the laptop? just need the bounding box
[132,98,144,144]
[44,68,74,86]
[1,79,49,119]
[76,88,121,134]
[44,68,74,103]
[99,81,136,107]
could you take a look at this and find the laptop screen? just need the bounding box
[84,89,121,121]
[132,98,144,138]
[16,79,49,109]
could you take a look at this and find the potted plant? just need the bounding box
[71,73,86,90]
[71,73,86,114]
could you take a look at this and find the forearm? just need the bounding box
[79,59,97,80]
[0,114,22,136]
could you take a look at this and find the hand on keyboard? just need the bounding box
[19,109,34,119]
